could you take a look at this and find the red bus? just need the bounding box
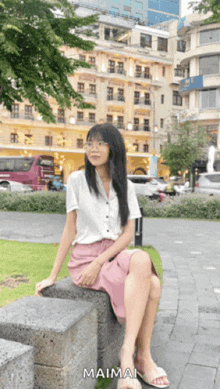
[0,155,54,191]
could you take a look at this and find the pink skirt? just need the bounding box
[67,239,157,324]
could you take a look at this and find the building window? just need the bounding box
[160,118,164,128]
[77,139,84,149]
[144,119,150,131]
[105,28,110,40]
[117,62,124,74]
[106,115,113,123]
[199,55,219,76]
[89,84,96,94]
[57,109,65,123]
[173,91,182,106]
[162,66,166,77]
[88,57,96,65]
[136,65,142,77]
[25,105,33,120]
[77,83,84,92]
[133,143,139,151]
[107,87,113,100]
[158,38,168,52]
[174,68,185,77]
[123,0,131,5]
[200,29,220,45]
[134,118,139,131]
[108,60,115,73]
[161,94,164,104]
[110,7,119,16]
[160,145,163,153]
[177,40,186,52]
[144,93,150,105]
[11,133,18,143]
[135,13,143,21]
[11,104,19,118]
[89,113,95,122]
[135,1,143,9]
[140,33,152,48]
[200,89,218,109]
[79,54,86,61]
[143,144,149,152]
[117,116,124,128]
[45,136,52,146]
[134,91,140,104]
[77,111,84,121]
[144,67,150,78]
[118,88,124,101]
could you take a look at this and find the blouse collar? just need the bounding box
[95,169,116,200]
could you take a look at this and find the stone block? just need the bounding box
[0,296,97,389]
[0,338,34,389]
[42,277,125,369]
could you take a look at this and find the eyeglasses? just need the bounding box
[84,140,109,149]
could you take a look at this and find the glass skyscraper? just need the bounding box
[70,0,180,26]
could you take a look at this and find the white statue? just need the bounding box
[207,146,216,173]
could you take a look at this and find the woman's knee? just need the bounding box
[149,274,161,301]
[129,250,152,276]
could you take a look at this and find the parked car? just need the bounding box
[0,180,32,193]
[195,172,220,195]
[127,175,167,198]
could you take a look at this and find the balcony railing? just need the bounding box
[174,69,185,77]
[134,125,151,132]
[76,120,97,125]
[10,113,35,121]
[134,98,151,106]
[79,90,97,98]
[116,123,125,129]
[135,72,152,79]
[56,117,66,124]
[107,94,125,102]
[107,67,127,76]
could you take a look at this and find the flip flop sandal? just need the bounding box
[117,377,142,389]
[137,366,169,388]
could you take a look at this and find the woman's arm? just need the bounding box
[95,219,134,266]
[49,210,77,282]
[35,210,77,296]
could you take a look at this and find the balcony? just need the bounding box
[107,94,125,102]
[76,120,97,126]
[107,67,127,76]
[56,117,66,124]
[10,113,35,121]
[134,125,151,132]
[116,123,125,129]
[134,98,151,107]
[135,72,152,80]
[79,90,97,100]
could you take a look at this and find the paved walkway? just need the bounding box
[0,212,220,389]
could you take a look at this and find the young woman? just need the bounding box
[35,123,169,389]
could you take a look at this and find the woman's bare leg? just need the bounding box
[134,274,169,386]
[119,251,152,379]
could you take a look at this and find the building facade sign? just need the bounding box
[179,75,203,93]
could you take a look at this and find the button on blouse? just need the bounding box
[66,170,141,245]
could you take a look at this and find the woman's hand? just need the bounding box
[35,277,55,296]
[78,260,102,287]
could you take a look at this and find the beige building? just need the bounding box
[177,11,220,149]
[0,9,189,182]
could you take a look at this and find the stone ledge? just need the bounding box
[0,338,34,389]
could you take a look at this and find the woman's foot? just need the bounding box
[134,353,169,387]
[119,345,136,377]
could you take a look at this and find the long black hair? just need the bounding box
[85,123,129,227]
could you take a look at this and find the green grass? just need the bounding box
[0,241,162,389]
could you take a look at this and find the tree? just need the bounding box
[162,120,210,176]
[0,0,99,123]
[189,0,220,23]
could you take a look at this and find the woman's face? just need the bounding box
[85,136,110,168]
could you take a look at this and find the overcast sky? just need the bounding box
[181,0,201,17]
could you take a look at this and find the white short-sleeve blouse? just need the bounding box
[66,169,142,245]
